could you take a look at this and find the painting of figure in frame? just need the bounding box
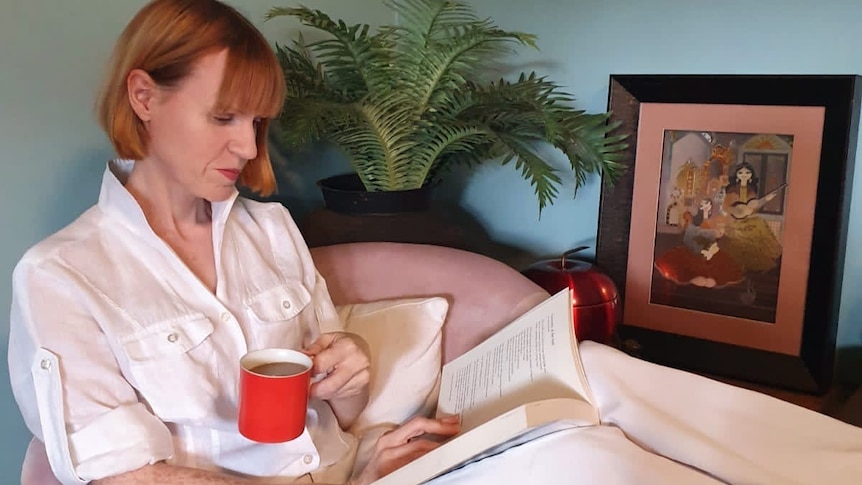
[650,130,792,323]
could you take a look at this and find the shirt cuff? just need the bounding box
[70,402,174,481]
[31,348,173,483]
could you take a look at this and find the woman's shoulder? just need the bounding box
[230,197,310,251]
[233,197,301,233]
[236,196,292,214]
[230,197,317,285]
[14,206,105,276]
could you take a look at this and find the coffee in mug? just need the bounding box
[249,361,309,377]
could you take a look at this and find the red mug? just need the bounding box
[238,348,313,443]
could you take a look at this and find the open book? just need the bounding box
[372,288,600,485]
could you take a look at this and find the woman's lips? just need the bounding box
[217,169,240,181]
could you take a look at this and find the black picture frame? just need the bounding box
[597,75,862,394]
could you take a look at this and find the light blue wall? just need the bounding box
[2,0,861,479]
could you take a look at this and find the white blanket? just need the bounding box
[427,342,862,485]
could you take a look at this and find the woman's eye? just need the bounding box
[213,114,235,124]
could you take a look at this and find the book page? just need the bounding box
[437,289,594,431]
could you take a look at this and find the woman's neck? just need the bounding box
[126,160,212,238]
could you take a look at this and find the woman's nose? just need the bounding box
[230,121,258,160]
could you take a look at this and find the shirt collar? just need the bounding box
[98,159,240,236]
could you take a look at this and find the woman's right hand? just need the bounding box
[350,415,461,485]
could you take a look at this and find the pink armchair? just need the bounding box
[21,242,549,484]
[310,242,548,364]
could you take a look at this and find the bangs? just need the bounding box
[215,38,286,119]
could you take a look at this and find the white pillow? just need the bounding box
[337,296,448,436]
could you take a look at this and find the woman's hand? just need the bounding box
[304,332,371,427]
[350,415,462,485]
[305,332,370,400]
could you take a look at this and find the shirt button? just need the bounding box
[40,359,52,371]
[282,300,291,309]
[166,332,179,343]
[302,454,313,465]
[221,312,231,322]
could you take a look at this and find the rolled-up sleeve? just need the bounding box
[9,261,173,484]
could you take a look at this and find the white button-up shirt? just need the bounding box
[8,160,355,484]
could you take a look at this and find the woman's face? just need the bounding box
[736,166,753,184]
[700,199,712,213]
[139,49,260,202]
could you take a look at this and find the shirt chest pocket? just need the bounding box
[245,283,315,349]
[118,314,218,422]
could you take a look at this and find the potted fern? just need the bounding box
[266,0,627,216]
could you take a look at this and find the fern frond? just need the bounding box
[429,127,563,212]
[409,124,491,187]
[266,7,385,97]
[494,134,563,213]
[275,40,341,101]
[560,113,629,189]
[445,74,629,196]
[384,0,480,46]
[351,99,420,190]
[276,98,359,148]
[404,24,537,125]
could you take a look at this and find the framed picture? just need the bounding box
[596,75,861,393]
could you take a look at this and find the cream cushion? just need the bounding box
[337,296,448,435]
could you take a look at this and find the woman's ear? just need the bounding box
[127,69,157,122]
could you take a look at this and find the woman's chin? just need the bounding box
[204,186,237,203]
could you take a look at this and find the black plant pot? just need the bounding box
[302,173,527,264]
[318,173,433,215]
[303,172,465,249]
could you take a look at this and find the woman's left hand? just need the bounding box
[304,332,371,402]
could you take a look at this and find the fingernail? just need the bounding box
[441,414,460,423]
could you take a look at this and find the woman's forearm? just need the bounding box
[91,462,354,485]
[329,387,370,430]
[92,462,253,484]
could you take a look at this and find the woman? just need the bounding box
[653,198,744,288]
[720,161,783,273]
[7,1,457,484]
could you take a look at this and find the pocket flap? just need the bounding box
[246,283,311,323]
[119,314,214,361]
